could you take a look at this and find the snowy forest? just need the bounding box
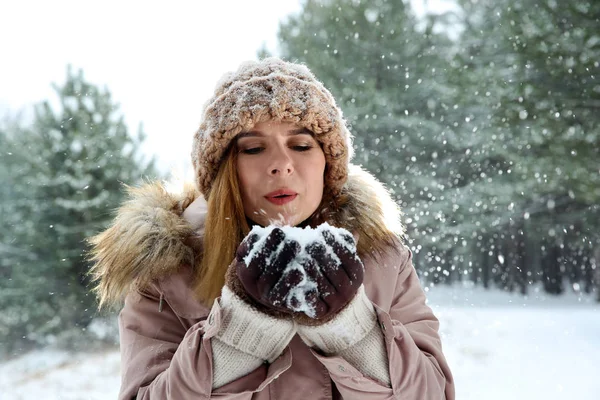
[270,0,600,299]
[0,0,599,397]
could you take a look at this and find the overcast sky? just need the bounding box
[1,0,455,180]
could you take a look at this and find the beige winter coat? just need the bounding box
[91,167,455,399]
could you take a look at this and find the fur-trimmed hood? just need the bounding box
[88,164,404,308]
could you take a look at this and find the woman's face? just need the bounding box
[236,120,326,227]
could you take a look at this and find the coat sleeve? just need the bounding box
[117,285,293,400]
[308,245,455,400]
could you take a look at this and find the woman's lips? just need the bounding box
[265,194,298,206]
[265,189,298,206]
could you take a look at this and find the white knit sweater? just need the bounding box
[211,286,390,388]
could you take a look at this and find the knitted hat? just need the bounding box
[191,57,354,199]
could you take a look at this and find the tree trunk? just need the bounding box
[482,246,490,289]
[594,246,600,302]
[505,228,516,293]
[494,236,509,291]
[516,225,528,295]
[583,247,594,294]
[471,241,481,285]
[543,241,564,295]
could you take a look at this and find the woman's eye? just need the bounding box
[241,147,263,155]
[293,145,313,152]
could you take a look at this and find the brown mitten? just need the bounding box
[290,227,365,326]
[225,227,303,319]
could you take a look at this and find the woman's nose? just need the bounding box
[269,149,294,176]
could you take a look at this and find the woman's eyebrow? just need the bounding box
[287,128,313,136]
[236,131,263,140]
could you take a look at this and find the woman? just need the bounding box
[89,58,454,399]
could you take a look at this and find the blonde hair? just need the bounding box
[194,147,250,304]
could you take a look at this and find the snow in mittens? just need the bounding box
[243,223,356,318]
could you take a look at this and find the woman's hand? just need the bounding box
[296,228,364,323]
[227,228,303,315]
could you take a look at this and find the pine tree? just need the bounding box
[0,66,159,354]
[452,0,600,295]
[446,0,533,291]
[501,0,600,296]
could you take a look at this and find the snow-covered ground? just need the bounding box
[427,283,600,400]
[1,283,598,399]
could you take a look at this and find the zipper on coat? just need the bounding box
[158,293,164,312]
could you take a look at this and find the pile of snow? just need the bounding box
[0,348,120,399]
[427,282,600,400]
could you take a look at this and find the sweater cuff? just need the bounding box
[211,337,264,389]
[216,286,296,362]
[297,286,377,354]
[338,325,391,386]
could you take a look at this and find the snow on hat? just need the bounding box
[191,57,354,199]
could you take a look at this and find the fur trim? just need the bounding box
[87,181,198,308]
[335,164,404,239]
[88,165,404,307]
